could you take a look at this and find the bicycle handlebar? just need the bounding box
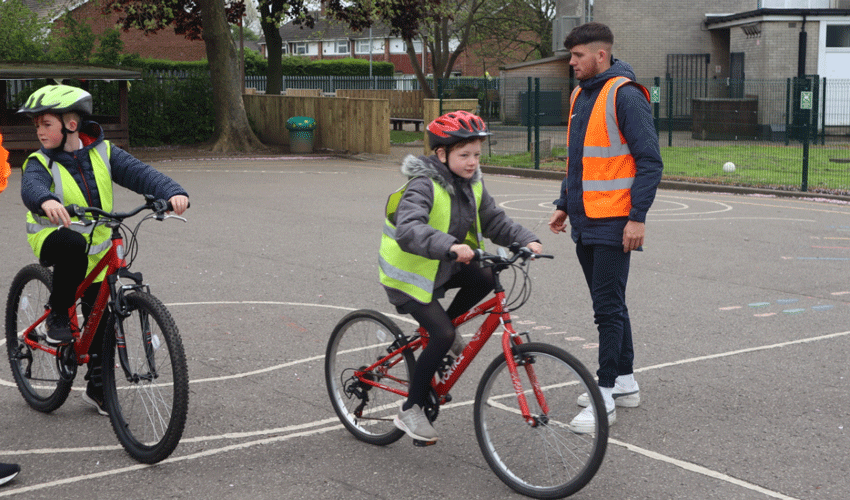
[446,243,553,265]
[64,195,188,225]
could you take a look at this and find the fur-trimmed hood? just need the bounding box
[400,154,482,196]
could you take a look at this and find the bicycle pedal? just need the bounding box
[413,439,437,447]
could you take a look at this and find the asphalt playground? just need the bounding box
[0,147,848,499]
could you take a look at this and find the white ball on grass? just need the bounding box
[722,162,736,173]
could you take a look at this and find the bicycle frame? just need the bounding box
[20,222,137,368]
[354,283,550,426]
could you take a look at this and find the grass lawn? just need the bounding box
[390,130,423,144]
[482,143,850,194]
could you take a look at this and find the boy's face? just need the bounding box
[437,139,483,180]
[33,114,66,150]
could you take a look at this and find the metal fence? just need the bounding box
[6,73,849,195]
[470,76,850,196]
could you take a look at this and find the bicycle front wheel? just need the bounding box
[325,309,414,446]
[102,292,189,464]
[474,342,607,499]
[4,264,72,412]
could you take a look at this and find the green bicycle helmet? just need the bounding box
[18,84,93,117]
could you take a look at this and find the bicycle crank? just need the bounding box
[55,344,77,381]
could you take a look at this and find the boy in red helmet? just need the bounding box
[379,111,543,441]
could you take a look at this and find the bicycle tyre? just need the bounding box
[474,342,607,499]
[325,309,414,446]
[5,264,73,412]
[101,292,189,464]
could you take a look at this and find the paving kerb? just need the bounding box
[1,152,847,499]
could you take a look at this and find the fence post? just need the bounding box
[526,77,532,152]
[653,76,660,135]
[785,78,791,146]
[666,77,672,147]
[534,78,540,170]
[820,77,826,145]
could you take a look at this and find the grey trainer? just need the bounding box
[394,404,438,441]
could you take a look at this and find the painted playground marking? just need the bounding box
[3,300,842,500]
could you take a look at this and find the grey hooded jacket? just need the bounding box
[384,154,540,307]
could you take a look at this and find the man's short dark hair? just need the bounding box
[563,22,614,50]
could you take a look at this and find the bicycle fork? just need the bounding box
[501,328,550,427]
[109,270,156,382]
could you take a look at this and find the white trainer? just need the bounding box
[577,377,640,408]
[569,404,616,434]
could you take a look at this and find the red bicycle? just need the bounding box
[5,196,189,464]
[325,245,607,499]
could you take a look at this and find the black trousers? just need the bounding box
[40,228,105,370]
[403,263,495,409]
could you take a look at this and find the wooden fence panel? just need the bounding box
[243,94,389,155]
[336,89,423,119]
[285,88,323,97]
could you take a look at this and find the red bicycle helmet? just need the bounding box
[427,110,491,150]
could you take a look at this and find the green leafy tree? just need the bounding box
[0,0,50,61]
[469,0,555,66]
[48,12,96,62]
[92,28,125,66]
[258,0,314,95]
[102,0,264,152]
[326,0,490,98]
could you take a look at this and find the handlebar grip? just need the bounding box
[446,251,458,261]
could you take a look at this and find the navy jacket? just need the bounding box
[554,59,663,247]
[21,120,187,213]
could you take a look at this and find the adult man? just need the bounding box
[548,22,663,433]
[1,132,21,486]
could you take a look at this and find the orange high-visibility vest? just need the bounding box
[567,77,650,218]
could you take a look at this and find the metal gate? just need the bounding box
[665,53,711,128]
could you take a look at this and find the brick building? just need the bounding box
[263,12,533,77]
[23,0,208,61]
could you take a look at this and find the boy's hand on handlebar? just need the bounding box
[526,242,543,255]
[449,243,475,263]
[41,199,71,228]
[168,195,189,215]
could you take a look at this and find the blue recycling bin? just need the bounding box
[286,116,317,153]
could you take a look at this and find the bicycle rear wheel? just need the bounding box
[102,292,189,464]
[4,264,72,412]
[325,309,414,446]
[474,342,607,499]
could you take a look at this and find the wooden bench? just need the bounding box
[390,117,424,131]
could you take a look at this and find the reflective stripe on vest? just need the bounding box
[24,142,114,271]
[379,178,483,304]
[567,77,650,218]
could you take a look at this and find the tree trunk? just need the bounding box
[260,4,283,95]
[405,37,434,99]
[199,0,265,152]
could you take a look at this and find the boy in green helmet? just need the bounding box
[18,84,189,415]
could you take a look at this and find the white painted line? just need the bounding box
[3,301,845,498]
[608,438,801,500]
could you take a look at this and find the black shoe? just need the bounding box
[0,463,20,486]
[82,382,108,416]
[45,311,73,345]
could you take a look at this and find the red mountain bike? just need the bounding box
[325,245,607,499]
[5,196,189,464]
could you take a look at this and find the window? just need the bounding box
[330,39,349,55]
[294,42,308,55]
[826,25,850,48]
[356,39,372,54]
